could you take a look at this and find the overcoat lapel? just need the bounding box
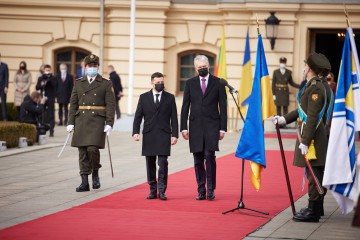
[84,75,102,93]
[146,90,157,110]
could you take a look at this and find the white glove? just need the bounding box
[67,125,74,133]
[299,143,308,155]
[273,95,276,100]
[104,125,112,135]
[272,116,286,125]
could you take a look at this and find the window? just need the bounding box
[178,50,215,93]
[54,48,90,77]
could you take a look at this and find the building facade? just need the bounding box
[1,0,360,116]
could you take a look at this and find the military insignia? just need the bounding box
[312,94,319,101]
[90,54,95,59]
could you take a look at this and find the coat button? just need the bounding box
[83,93,85,95]
[92,112,94,114]
[93,103,95,105]
[83,102,85,105]
[82,111,85,113]
[94,93,96,96]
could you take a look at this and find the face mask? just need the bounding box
[60,70,67,74]
[44,71,51,74]
[280,63,286,69]
[154,83,164,92]
[198,68,209,77]
[20,65,25,70]
[86,67,98,77]
[303,67,308,80]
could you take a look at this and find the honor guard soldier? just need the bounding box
[67,54,115,192]
[273,52,329,222]
[272,57,301,117]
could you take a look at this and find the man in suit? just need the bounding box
[36,64,57,137]
[76,59,86,79]
[0,53,9,121]
[67,54,115,192]
[108,65,123,119]
[180,55,227,201]
[273,53,329,222]
[56,63,74,126]
[272,57,300,116]
[133,72,178,200]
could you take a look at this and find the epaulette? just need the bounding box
[103,77,110,81]
[75,77,82,81]
[310,79,319,86]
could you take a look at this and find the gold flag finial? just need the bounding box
[344,5,351,28]
[256,13,260,35]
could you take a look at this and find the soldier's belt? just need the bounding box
[79,106,106,110]
[275,84,288,88]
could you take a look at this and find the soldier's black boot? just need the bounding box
[92,169,101,189]
[293,200,320,222]
[320,199,324,216]
[76,175,90,192]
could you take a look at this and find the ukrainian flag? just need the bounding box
[323,28,360,214]
[235,34,276,191]
[239,28,253,117]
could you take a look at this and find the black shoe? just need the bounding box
[58,122,63,126]
[196,193,206,200]
[147,192,157,199]
[76,175,90,192]
[207,190,215,200]
[50,132,54,137]
[293,200,320,222]
[159,192,167,200]
[92,169,101,189]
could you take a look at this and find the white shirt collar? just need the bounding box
[152,89,163,102]
[87,75,97,84]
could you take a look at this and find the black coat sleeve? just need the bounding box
[170,95,179,138]
[288,71,300,89]
[180,79,191,131]
[132,95,144,135]
[219,82,227,131]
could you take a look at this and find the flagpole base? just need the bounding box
[222,201,269,216]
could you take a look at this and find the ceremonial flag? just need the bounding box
[215,26,227,80]
[323,27,360,214]
[235,34,276,191]
[239,28,253,116]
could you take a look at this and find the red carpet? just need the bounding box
[0,150,305,240]
[265,133,297,139]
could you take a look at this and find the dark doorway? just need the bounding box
[310,29,360,81]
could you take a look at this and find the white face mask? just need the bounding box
[60,70,67,74]
[303,67,308,80]
[280,63,286,69]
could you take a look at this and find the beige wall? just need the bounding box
[1,0,360,117]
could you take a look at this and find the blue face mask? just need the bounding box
[86,67,98,77]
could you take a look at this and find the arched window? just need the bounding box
[54,48,90,77]
[178,50,215,93]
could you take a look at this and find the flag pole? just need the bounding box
[275,123,296,215]
[344,5,351,28]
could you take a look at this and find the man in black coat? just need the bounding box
[108,65,123,119]
[19,91,50,138]
[36,64,57,137]
[56,63,74,125]
[133,72,179,200]
[0,53,9,121]
[180,55,227,201]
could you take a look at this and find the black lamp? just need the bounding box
[265,12,281,50]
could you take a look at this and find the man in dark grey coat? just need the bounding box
[67,54,115,192]
[180,55,227,201]
[0,53,9,121]
[133,72,178,200]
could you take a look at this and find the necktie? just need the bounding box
[62,73,65,82]
[155,94,160,107]
[90,78,93,84]
[201,78,206,95]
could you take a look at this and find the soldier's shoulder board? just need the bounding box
[102,77,110,81]
[310,79,317,86]
[75,77,82,81]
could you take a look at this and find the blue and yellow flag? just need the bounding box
[323,28,360,214]
[235,34,276,191]
[239,28,253,117]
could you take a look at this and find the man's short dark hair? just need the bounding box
[151,72,164,81]
[44,64,51,69]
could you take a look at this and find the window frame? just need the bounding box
[53,47,90,77]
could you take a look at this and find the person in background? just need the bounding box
[76,59,86,79]
[36,64,45,80]
[0,53,9,121]
[272,57,300,117]
[36,64,57,137]
[108,65,123,119]
[326,72,336,97]
[56,63,74,126]
[14,61,32,120]
[19,91,49,140]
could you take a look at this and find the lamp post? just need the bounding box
[265,12,281,50]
